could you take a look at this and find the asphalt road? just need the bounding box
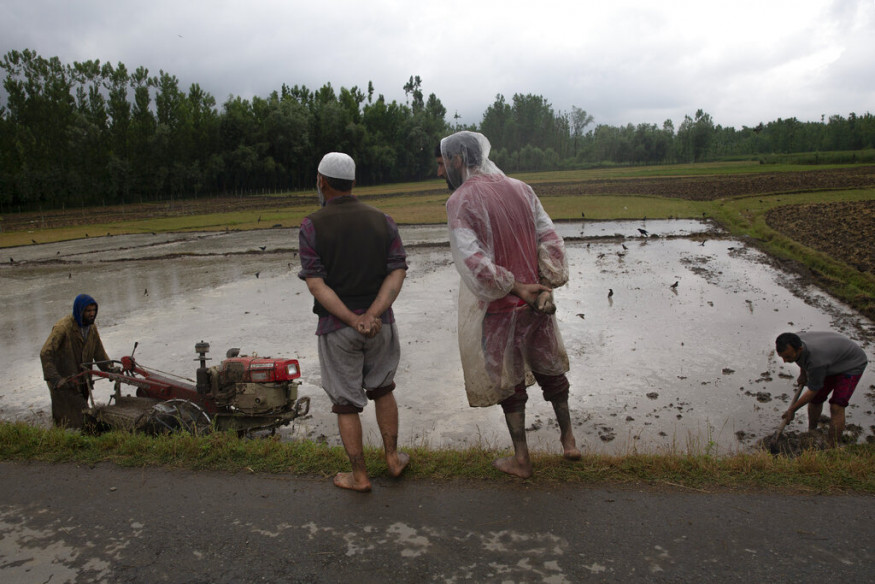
[1,461,873,583]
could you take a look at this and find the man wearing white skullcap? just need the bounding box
[298,152,410,491]
[317,152,356,179]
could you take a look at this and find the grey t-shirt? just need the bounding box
[797,331,868,391]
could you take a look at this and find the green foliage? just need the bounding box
[0,50,450,211]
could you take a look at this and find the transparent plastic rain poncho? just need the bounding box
[442,131,570,407]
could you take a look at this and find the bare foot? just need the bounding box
[493,456,533,479]
[333,472,371,493]
[562,437,582,461]
[387,452,410,478]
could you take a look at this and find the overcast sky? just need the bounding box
[2,0,873,130]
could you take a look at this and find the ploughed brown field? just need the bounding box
[4,165,875,273]
[765,200,875,276]
[534,165,875,200]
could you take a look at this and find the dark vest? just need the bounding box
[308,197,391,317]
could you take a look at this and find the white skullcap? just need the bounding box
[317,152,355,180]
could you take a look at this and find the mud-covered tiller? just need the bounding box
[69,341,310,435]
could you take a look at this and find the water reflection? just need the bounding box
[1,222,872,454]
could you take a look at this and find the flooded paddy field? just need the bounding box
[1,220,873,455]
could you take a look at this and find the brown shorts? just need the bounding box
[809,373,862,408]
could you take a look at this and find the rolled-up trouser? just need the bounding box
[499,372,570,414]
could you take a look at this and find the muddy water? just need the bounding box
[2,220,873,455]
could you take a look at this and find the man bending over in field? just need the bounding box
[777,331,868,447]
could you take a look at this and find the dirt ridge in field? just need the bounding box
[534,165,875,200]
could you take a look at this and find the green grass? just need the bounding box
[541,194,710,221]
[2,422,873,492]
[0,208,316,248]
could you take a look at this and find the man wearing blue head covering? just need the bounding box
[40,294,115,428]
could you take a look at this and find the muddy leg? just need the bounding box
[807,402,823,431]
[50,385,88,429]
[335,413,372,492]
[552,400,581,460]
[374,392,409,477]
[827,403,846,448]
[494,410,533,478]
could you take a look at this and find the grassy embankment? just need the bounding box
[2,161,874,491]
[2,421,874,493]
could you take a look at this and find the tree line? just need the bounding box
[483,98,875,171]
[2,49,874,212]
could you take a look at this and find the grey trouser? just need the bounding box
[317,322,400,413]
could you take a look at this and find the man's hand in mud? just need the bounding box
[782,408,795,422]
[534,290,556,314]
[511,281,552,309]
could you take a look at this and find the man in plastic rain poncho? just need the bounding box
[439,131,581,478]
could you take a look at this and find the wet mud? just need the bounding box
[757,419,867,457]
[1,220,874,456]
[757,430,829,456]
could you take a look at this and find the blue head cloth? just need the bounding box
[72,294,98,326]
